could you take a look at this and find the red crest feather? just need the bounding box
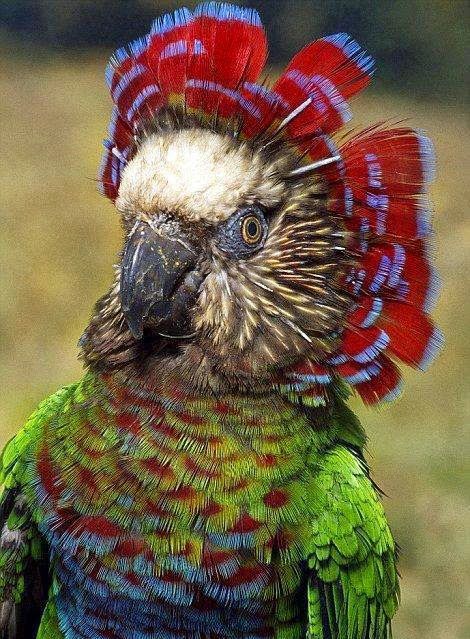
[99,2,442,404]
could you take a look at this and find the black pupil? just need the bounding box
[246,219,259,238]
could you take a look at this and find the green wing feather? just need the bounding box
[0,385,76,639]
[35,597,62,639]
[306,441,399,639]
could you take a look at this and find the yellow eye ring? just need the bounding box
[241,215,263,245]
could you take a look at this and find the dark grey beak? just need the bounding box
[120,220,199,339]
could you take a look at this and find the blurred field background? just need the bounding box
[1,1,469,637]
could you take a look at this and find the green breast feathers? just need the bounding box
[0,372,398,638]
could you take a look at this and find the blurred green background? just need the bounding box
[0,1,469,637]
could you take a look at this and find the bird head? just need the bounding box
[81,3,442,401]
[111,117,350,382]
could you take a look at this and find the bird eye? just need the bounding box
[216,205,268,258]
[241,215,263,246]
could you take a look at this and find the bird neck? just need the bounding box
[93,367,330,458]
[100,366,293,416]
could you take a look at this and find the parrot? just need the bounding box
[0,3,442,639]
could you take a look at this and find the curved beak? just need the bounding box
[120,220,199,339]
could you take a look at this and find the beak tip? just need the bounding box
[124,315,144,340]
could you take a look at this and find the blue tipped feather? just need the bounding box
[194,2,262,26]
[323,33,375,75]
[419,326,444,371]
[417,130,437,183]
[354,329,390,364]
[361,298,384,329]
[370,255,392,293]
[150,6,193,35]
